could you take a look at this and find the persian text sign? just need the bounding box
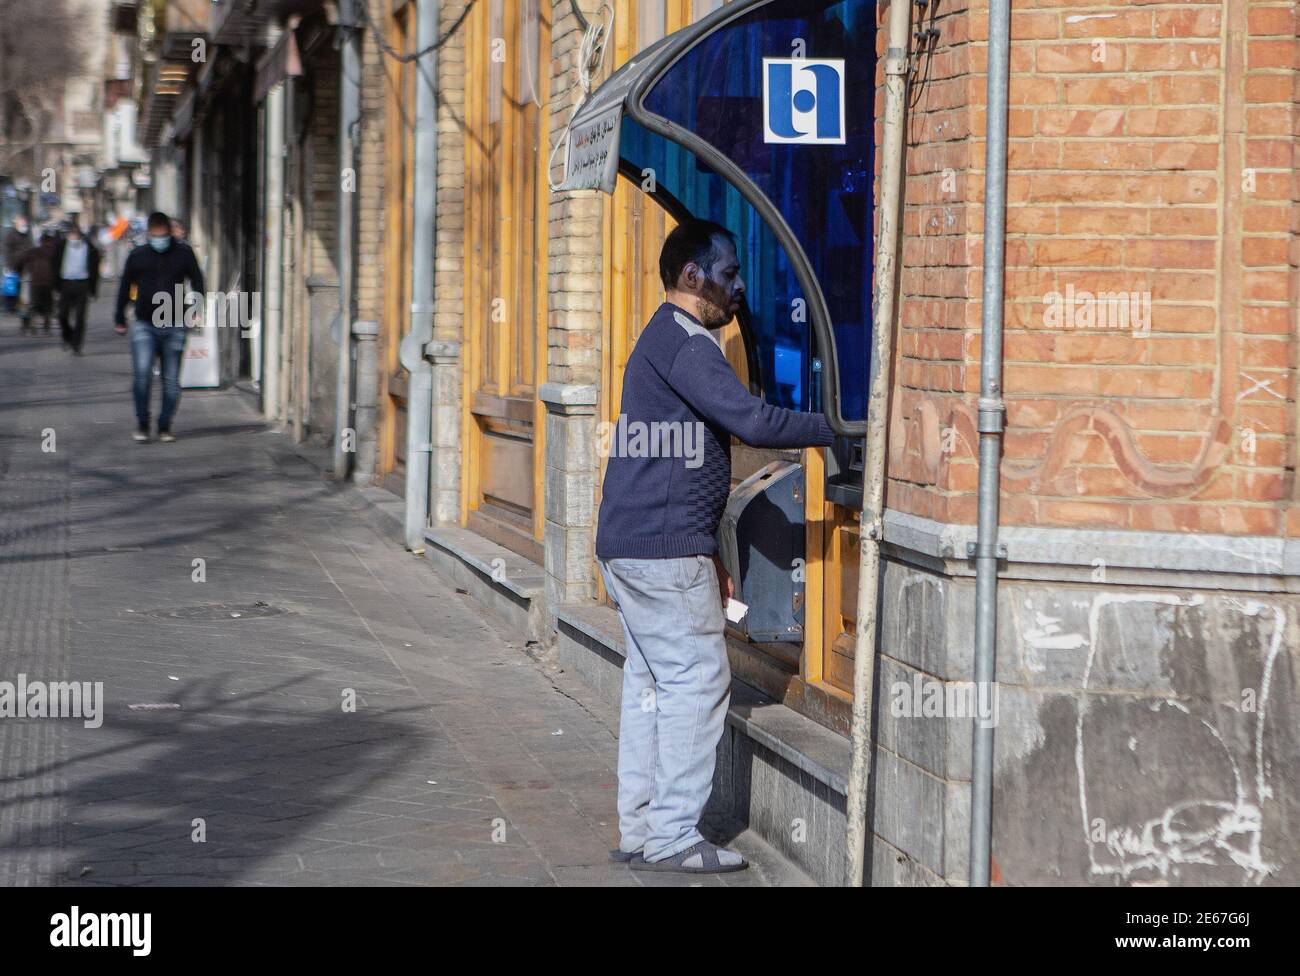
[563,102,622,193]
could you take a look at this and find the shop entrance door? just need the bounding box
[463,0,550,561]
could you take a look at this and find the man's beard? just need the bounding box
[697,279,735,329]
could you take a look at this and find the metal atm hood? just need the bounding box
[563,0,876,436]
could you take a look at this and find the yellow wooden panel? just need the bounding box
[530,0,551,540]
[460,0,484,522]
[460,0,548,549]
[841,522,860,624]
[380,3,415,481]
[802,445,825,684]
[827,632,857,693]
[821,508,861,696]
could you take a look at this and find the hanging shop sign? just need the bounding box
[563,101,622,193]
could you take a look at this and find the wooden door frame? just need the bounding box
[379,0,416,492]
[460,0,550,563]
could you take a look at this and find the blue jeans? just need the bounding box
[130,320,187,429]
[599,555,730,862]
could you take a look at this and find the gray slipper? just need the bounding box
[609,848,641,863]
[630,841,748,874]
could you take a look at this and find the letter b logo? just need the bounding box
[763,58,845,145]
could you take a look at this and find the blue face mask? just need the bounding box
[148,234,171,252]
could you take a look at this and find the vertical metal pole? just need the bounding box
[263,54,286,423]
[844,0,910,887]
[334,2,362,478]
[284,78,304,442]
[970,0,1011,888]
[352,320,381,482]
[401,0,441,550]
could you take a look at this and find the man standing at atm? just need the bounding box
[596,220,836,874]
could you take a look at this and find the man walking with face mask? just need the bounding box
[596,220,836,874]
[54,222,101,354]
[114,211,204,443]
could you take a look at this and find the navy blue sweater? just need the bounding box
[595,302,835,560]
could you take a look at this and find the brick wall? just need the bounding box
[885,0,1299,537]
[539,0,607,602]
[306,48,340,281]
[433,0,468,345]
[545,0,606,387]
[430,0,471,525]
[356,0,387,326]
[305,46,341,441]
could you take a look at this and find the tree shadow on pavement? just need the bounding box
[0,672,504,886]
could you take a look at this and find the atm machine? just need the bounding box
[566,0,874,654]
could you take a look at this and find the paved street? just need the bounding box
[0,297,802,887]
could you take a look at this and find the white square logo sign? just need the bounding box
[762,58,846,145]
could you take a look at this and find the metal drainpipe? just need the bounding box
[970,0,1011,888]
[263,29,285,424]
[844,0,911,888]
[285,77,302,442]
[334,2,362,479]
[400,0,440,552]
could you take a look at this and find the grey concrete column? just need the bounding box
[426,339,462,527]
[351,319,380,485]
[539,382,599,608]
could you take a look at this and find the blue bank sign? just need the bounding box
[762,58,846,145]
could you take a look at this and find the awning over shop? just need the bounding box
[211,0,322,46]
[564,0,875,435]
[255,27,304,102]
[141,61,194,148]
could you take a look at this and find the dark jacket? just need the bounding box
[15,237,59,289]
[114,238,205,327]
[595,302,835,560]
[53,238,101,297]
[3,226,31,268]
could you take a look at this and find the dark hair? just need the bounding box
[147,211,171,231]
[659,219,736,290]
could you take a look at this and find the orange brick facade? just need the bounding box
[885,0,1299,538]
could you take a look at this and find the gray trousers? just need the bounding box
[599,555,730,861]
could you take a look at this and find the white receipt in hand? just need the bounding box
[724,598,748,624]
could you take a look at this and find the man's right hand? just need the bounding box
[710,554,734,610]
[113,322,127,335]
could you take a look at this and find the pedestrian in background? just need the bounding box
[54,222,100,355]
[3,214,31,316]
[16,230,59,335]
[114,211,205,443]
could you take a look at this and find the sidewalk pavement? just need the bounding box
[0,297,810,887]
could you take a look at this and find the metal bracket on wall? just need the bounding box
[966,541,1008,560]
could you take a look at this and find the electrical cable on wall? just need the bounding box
[546,2,614,192]
[354,0,477,63]
[568,0,589,33]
